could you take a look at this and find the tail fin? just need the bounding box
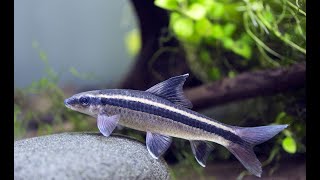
[235,125,289,146]
[226,124,288,177]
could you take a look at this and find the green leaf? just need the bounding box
[276,111,287,122]
[198,0,214,10]
[263,10,274,23]
[284,33,291,41]
[199,50,211,64]
[195,18,212,37]
[239,34,253,45]
[208,2,224,19]
[39,50,48,62]
[223,23,236,37]
[251,1,263,11]
[209,67,221,80]
[154,0,178,10]
[283,129,292,137]
[69,67,80,77]
[282,137,297,154]
[211,24,224,39]
[228,71,236,78]
[172,17,194,39]
[38,78,49,89]
[222,37,234,49]
[170,12,181,27]
[125,28,141,57]
[185,3,207,20]
[232,41,252,59]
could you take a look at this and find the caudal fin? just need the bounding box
[226,124,288,177]
[235,124,289,146]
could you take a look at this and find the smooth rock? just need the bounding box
[14,132,170,180]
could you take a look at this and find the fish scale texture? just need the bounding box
[14,132,170,180]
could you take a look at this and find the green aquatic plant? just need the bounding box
[14,104,25,139]
[14,41,145,141]
[14,42,97,140]
[154,0,305,82]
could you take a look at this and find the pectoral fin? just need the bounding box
[146,132,172,159]
[97,114,120,137]
[190,140,215,167]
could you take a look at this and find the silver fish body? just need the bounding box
[94,89,231,145]
[64,74,288,177]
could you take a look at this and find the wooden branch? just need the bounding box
[185,63,306,110]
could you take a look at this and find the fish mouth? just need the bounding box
[64,99,72,109]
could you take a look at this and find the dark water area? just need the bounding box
[180,157,305,180]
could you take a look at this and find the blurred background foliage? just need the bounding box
[154,0,305,82]
[14,0,305,179]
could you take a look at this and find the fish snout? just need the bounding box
[64,98,72,108]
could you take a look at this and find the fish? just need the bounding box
[64,74,288,177]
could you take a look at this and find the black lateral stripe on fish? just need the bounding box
[64,73,288,177]
[97,95,246,146]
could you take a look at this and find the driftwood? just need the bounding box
[185,63,305,110]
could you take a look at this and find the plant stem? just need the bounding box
[243,13,283,59]
[256,11,306,54]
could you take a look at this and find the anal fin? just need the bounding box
[146,132,172,159]
[226,143,262,177]
[190,140,215,167]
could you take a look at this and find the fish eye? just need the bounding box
[79,96,90,106]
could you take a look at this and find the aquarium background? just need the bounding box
[14,0,306,179]
[14,0,136,88]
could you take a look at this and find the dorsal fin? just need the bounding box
[146,74,193,109]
